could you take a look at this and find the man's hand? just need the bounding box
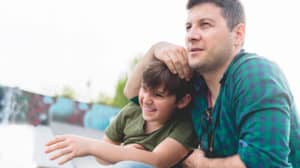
[45,134,91,165]
[182,149,209,168]
[152,42,192,81]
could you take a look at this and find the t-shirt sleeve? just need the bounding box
[105,102,139,142]
[168,113,199,150]
[234,58,292,167]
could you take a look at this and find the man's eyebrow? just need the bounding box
[186,17,215,25]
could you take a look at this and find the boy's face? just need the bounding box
[138,83,178,124]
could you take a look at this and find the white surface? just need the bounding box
[0,125,36,168]
[0,124,102,168]
[33,126,74,168]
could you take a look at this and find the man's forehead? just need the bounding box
[186,3,222,22]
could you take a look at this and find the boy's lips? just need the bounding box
[142,106,156,113]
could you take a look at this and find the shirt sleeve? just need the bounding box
[105,102,138,142]
[168,113,199,150]
[234,58,292,167]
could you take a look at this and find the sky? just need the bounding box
[0,0,299,105]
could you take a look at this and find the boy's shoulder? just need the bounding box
[119,101,142,118]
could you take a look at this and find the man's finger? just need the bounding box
[160,54,177,74]
[180,49,193,81]
[170,53,184,79]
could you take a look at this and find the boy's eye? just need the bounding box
[155,93,164,97]
[141,85,148,91]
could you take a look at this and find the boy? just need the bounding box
[45,60,197,168]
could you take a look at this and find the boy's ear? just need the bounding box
[176,94,191,109]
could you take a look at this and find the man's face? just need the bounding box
[185,3,235,73]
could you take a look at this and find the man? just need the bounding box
[124,0,300,167]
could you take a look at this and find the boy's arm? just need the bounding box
[45,135,189,168]
[89,137,189,168]
[95,135,121,165]
[124,42,191,99]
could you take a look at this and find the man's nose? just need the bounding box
[186,27,202,42]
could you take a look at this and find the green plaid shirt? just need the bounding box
[191,50,300,167]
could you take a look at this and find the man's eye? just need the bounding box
[185,24,191,31]
[201,22,211,28]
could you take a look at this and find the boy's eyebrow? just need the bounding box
[155,87,169,95]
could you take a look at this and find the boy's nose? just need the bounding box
[143,96,153,105]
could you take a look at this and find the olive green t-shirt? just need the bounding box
[105,102,198,151]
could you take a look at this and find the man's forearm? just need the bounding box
[206,155,246,168]
[183,150,246,168]
[123,45,155,99]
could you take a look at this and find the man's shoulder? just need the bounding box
[229,52,281,80]
[232,52,274,70]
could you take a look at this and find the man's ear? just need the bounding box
[233,23,245,48]
[176,94,192,109]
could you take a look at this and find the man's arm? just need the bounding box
[124,42,192,99]
[206,155,246,168]
[123,44,155,99]
[182,150,246,168]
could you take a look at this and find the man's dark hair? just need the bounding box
[142,60,192,101]
[187,0,245,30]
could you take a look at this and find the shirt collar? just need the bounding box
[220,49,246,84]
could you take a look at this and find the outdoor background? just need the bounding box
[0,0,299,106]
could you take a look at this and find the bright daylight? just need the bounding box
[0,0,299,168]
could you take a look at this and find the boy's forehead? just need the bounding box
[143,82,168,92]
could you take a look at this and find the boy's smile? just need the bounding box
[138,84,177,127]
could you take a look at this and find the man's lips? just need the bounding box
[189,48,204,52]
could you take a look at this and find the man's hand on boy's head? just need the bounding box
[153,42,192,81]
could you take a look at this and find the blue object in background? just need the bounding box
[49,97,75,120]
[78,102,89,111]
[43,96,54,104]
[84,104,119,131]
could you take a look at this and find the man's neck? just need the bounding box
[202,49,240,106]
[202,71,222,106]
